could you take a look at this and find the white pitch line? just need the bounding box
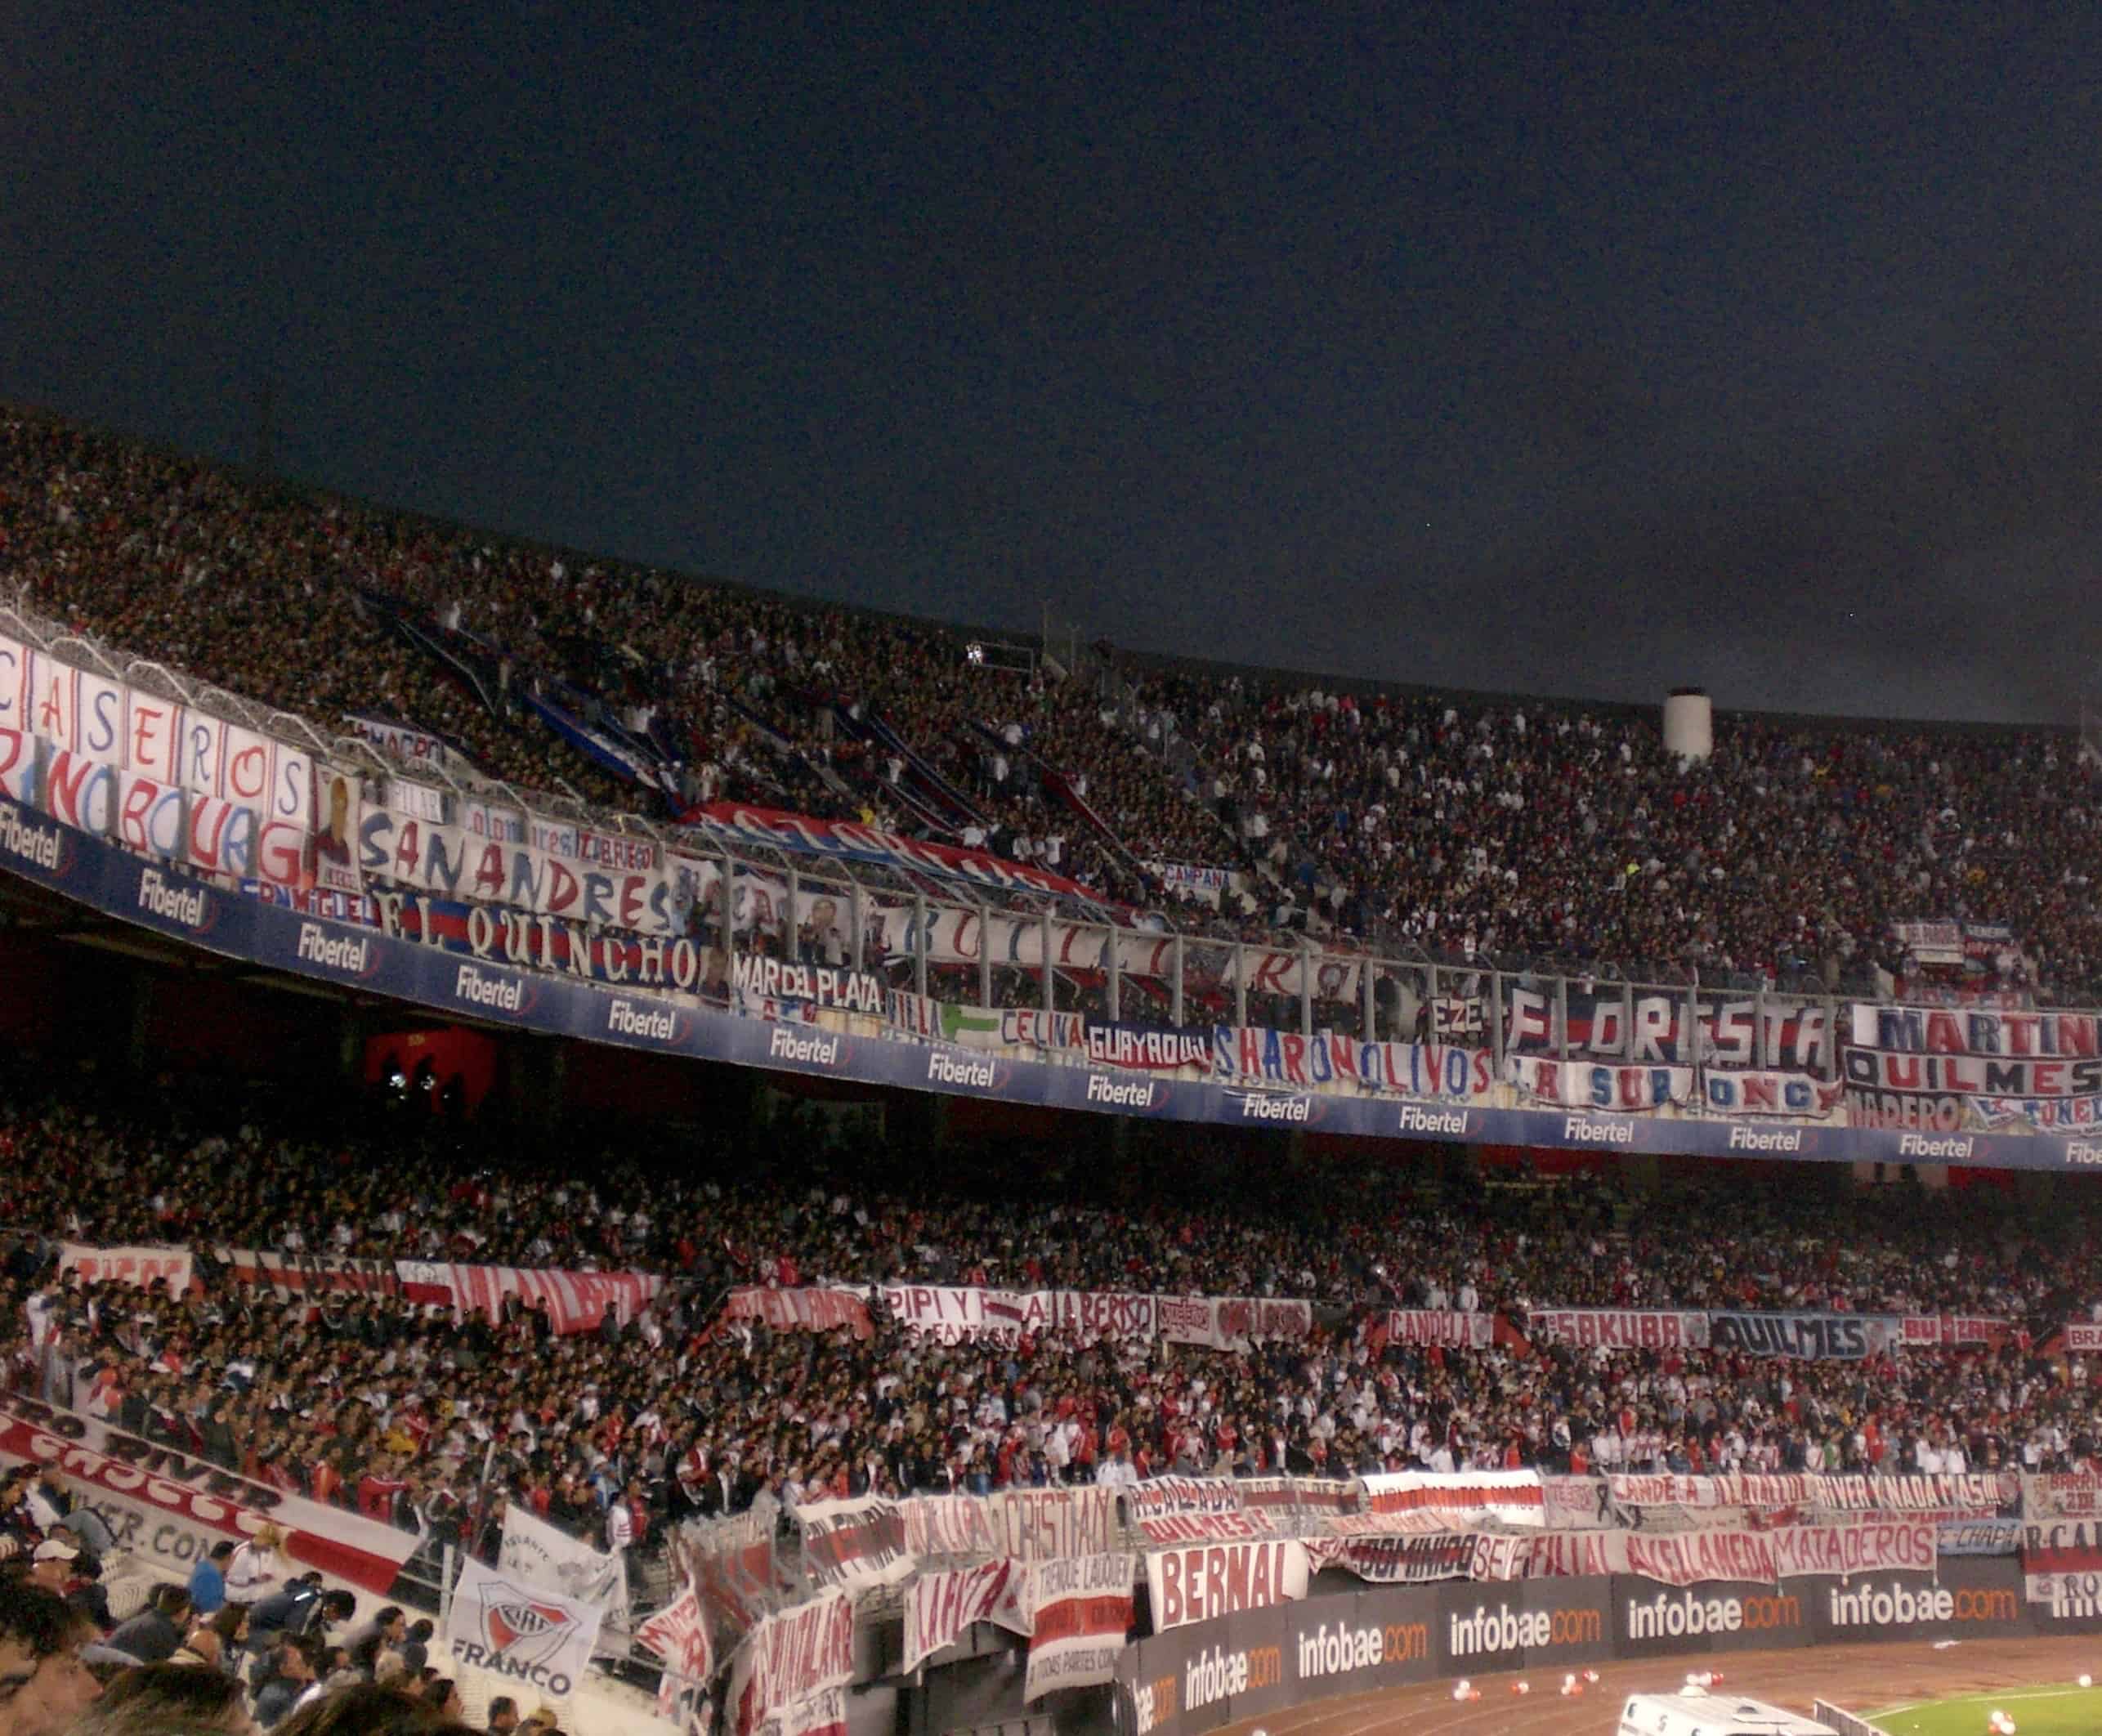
[1869,1685,2095,1716]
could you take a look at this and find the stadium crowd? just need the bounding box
[2,1067,2102,1582]
[7,407,2102,1000]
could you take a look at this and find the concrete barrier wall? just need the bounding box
[1112,1558,2053,1736]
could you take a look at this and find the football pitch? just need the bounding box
[1867,1684,2102,1736]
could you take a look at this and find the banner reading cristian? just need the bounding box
[902,1560,1031,1674]
[901,1486,1116,1564]
[0,1396,418,1594]
[446,1555,604,1703]
[1025,1552,1134,1701]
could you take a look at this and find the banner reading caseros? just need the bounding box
[1356,1470,1544,1532]
[902,1559,1031,1673]
[0,1395,418,1593]
[212,1246,398,1298]
[728,1589,856,1736]
[1485,1519,1937,1586]
[1706,1312,1903,1360]
[1845,1004,2102,1131]
[792,1495,913,1591]
[1524,1309,1711,1350]
[396,1262,661,1334]
[1146,1541,1307,1632]
[901,1487,1115,1563]
[57,1242,193,1292]
[1209,1027,1492,1099]
[501,1503,631,1634]
[1506,1056,1693,1112]
[1026,1552,1135,1701]
[446,1554,604,1702]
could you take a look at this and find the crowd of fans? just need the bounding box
[7,405,2101,1001]
[2,1063,2102,1596]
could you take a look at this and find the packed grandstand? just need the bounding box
[3,407,2102,1736]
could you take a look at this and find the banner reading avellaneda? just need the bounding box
[17,793,2102,1170]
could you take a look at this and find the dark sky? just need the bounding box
[7,7,2102,723]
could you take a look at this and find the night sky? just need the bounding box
[7,7,2102,723]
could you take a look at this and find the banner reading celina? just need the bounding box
[791,1494,913,1592]
[1356,1470,1543,1532]
[1026,1551,1135,1701]
[499,1504,630,1636]
[0,1395,419,1593]
[902,1559,1031,1674]
[901,1486,1114,1564]
[1474,1519,1938,1586]
[1147,1541,1310,1631]
[445,1555,604,1704]
[57,1242,193,1292]
[728,1588,856,1736]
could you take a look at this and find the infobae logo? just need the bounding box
[1182,1644,1281,1714]
[1447,1601,1601,1658]
[454,964,529,1014]
[1825,1581,2016,1629]
[137,868,212,931]
[607,998,681,1043]
[1229,1090,1311,1123]
[1087,1073,1156,1108]
[1623,1589,1798,1640]
[768,1026,840,1067]
[1397,1103,1468,1136]
[295,922,375,976]
[1899,1133,1974,1160]
[1728,1125,1802,1152]
[1295,1617,1429,1680]
[0,804,69,875]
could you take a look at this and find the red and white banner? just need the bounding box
[637,1586,716,1698]
[1607,1471,2014,1514]
[1025,1552,1134,1702]
[793,1497,913,1592]
[1380,1310,1494,1349]
[1524,1309,1710,1349]
[1125,1478,1278,1545]
[773,1688,847,1736]
[1145,1540,1308,1632]
[58,1242,193,1292]
[1901,1314,2010,1348]
[719,1288,872,1339]
[212,1246,398,1298]
[2064,1322,2102,1353]
[2026,1474,2102,1520]
[1481,1519,1937,1586]
[876,1285,1156,1345]
[901,1487,1115,1564]
[1155,1294,1317,1351]
[0,1396,419,1593]
[902,1560,1031,1674]
[1305,1532,1475,1584]
[396,1261,662,1334]
[728,1589,856,1736]
[1357,1470,1543,1530]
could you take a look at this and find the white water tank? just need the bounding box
[1664,687,1713,762]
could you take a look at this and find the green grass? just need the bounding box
[1864,1685,2102,1736]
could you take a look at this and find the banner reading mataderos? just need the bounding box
[0,1395,418,1593]
[58,1242,193,1292]
[500,1503,631,1635]
[1025,1551,1134,1701]
[902,1559,1031,1674]
[792,1495,913,1591]
[446,1554,603,1702]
